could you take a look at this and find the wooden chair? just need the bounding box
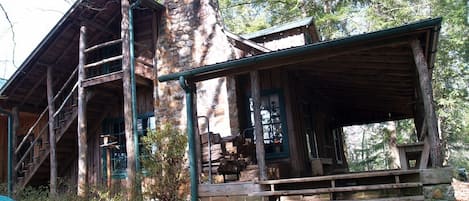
[397,137,430,169]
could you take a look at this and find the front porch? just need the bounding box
[158,18,450,200]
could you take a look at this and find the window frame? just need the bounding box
[101,112,154,179]
[246,89,290,159]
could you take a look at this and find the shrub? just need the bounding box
[141,124,188,201]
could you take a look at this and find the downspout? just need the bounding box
[0,108,13,197]
[129,0,140,194]
[179,76,198,201]
[130,0,139,170]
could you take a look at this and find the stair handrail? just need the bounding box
[15,66,78,154]
[53,82,78,118]
[15,82,78,171]
[14,84,79,171]
[15,124,48,171]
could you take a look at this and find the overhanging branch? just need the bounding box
[0,2,17,68]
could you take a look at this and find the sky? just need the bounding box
[0,0,73,79]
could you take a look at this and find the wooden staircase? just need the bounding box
[17,107,78,188]
[15,70,80,188]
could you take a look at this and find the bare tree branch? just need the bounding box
[220,0,291,10]
[0,2,17,68]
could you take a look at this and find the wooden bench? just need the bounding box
[397,138,430,170]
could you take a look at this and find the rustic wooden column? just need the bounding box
[77,25,88,197]
[121,0,137,198]
[46,66,58,196]
[151,12,160,127]
[11,107,19,190]
[250,71,267,181]
[410,39,442,167]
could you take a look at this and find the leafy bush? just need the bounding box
[141,124,188,201]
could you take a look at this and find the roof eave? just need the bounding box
[158,17,443,83]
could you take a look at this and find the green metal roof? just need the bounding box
[159,17,442,83]
[241,17,314,39]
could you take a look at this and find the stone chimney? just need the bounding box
[156,0,239,136]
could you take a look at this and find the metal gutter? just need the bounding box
[159,17,442,83]
[129,1,141,197]
[179,76,198,201]
[0,108,13,197]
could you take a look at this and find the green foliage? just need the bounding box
[88,185,125,201]
[140,124,188,201]
[345,120,418,172]
[0,183,6,195]
[0,183,128,201]
[14,186,50,201]
[346,123,390,172]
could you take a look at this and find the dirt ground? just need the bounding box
[453,179,469,201]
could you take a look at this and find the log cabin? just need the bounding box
[0,0,454,200]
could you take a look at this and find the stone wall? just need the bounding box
[156,0,239,135]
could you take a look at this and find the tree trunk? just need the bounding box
[410,39,442,167]
[387,121,399,169]
[77,25,88,198]
[11,107,19,191]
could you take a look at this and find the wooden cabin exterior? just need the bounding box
[0,0,454,200]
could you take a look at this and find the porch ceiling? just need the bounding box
[288,45,417,126]
[158,18,441,126]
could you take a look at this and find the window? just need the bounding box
[301,104,319,160]
[102,114,155,179]
[333,128,343,164]
[306,128,319,159]
[247,90,289,159]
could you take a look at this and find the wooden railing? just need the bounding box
[14,67,78,173]
[83,38,153,81]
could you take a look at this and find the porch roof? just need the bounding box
[159,18,442,126]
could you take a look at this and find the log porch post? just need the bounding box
[250,71,267,181]
[11,107,19,191]
[410,39,442,167]
[46,66,58,196]
[77,25,88,197]
[121,0,137,198]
